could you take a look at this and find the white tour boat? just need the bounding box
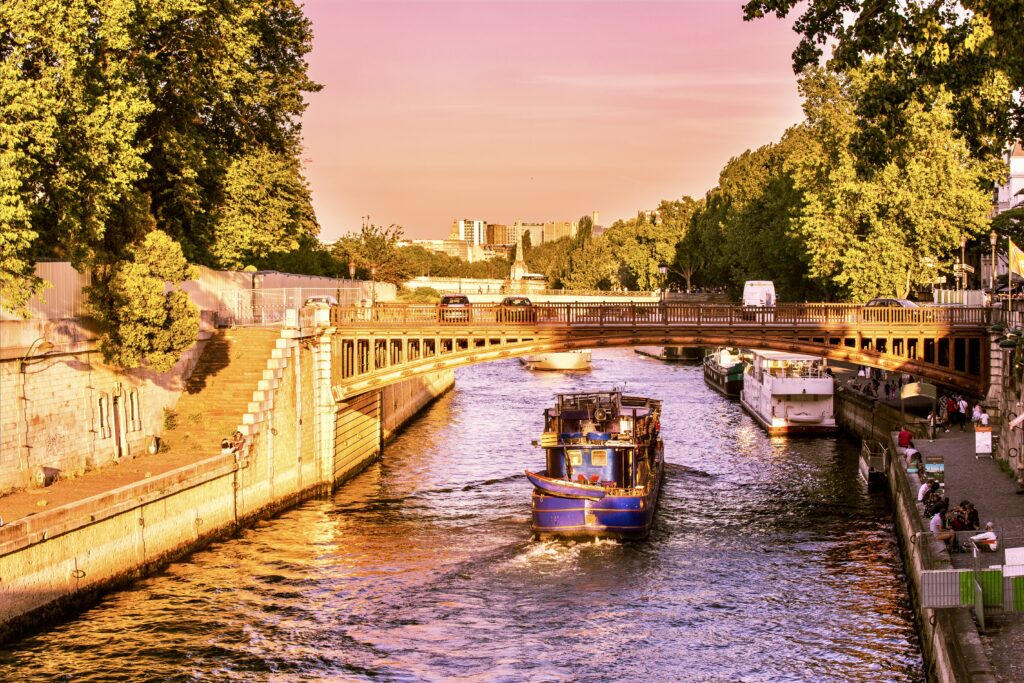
[521,350,592,371]
[740,350,837,434]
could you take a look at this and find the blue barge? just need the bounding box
[526,391,664,539]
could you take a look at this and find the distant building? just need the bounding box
[512,220,545,246]
[452,219,487,246]
[995,141,1024,214]
[486,223,511,245]
[543,220,577,243]
[402,239,502,264]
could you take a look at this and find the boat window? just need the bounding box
[566,449,583,466]
[590,449,608,466]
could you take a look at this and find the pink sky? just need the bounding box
[300,0,804,241]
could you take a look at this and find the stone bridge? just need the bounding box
[315,302,1005,401]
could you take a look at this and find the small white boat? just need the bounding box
[740,350,836,434]
[521,350,592,371]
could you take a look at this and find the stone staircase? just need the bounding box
[162,327,283,455]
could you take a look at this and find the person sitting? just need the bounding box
[961,501,980,531]
[220,438,233,456]
[897,425,914,449]
[918,479,938,503]
[925,494,949,519]
[930,509,955,548]
[231,430,246,454]
[970,522,999,551]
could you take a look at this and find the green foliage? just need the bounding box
[525,237,573,288]
[252,233,340,277]
[791,67,997,301]
[602,204,690,291]
[398,286,441,303]
[743,0,1021,161]
[89,231,199,372]
[992,208,1024,247]
[563,237,619,290]
[331,221,409,284]
[0,0,318,363]
[211,149,318,269]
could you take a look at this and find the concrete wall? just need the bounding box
[0,325,453,643]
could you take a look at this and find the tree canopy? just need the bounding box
[743,0,1022,163]
[0,0,319,367]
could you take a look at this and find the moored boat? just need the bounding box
[521,350,592,371]
[740,350,837,435]
[527,390,664,539]
[703,348,745,397]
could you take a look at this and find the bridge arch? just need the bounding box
[322,301,995,401]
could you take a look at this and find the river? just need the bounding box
[0,348,924,682]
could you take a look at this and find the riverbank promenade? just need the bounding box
[904,426,1024,682]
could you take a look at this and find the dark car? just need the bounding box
[497,296,535,323]
[438,294,471,322]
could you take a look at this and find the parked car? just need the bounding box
[864,298,919,308]
[438,294,471,322]
[497,296,535,323]
[304,295,338,308]
[863,297,919,322]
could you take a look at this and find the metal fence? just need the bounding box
[220,287,365,326]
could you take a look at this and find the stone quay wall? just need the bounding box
[835,390,991,683]
[0,314,217,494]
[0,323,454,643]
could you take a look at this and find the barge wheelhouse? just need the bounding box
[526,391,664,539]
[703,348,745,398]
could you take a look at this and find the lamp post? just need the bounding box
[991,230,998,303]
[370,264,377,307]
[960,235,968,291]
[658,263,668,302]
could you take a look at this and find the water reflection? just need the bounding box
[0,349,923,682]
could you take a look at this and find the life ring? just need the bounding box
[594,408,607,421]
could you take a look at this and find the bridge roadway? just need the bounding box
[323,302,1000,401]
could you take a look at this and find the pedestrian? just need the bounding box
[957,395,969,431]
[979,407,989,426]
[972,403,983,424]
[926,409,938,442]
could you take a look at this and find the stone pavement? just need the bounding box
[903,425,1024,683]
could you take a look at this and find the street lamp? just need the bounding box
[370,264,377,306]
[991,230,998,302]
[348,261,356,280]
[658,263,668,302]
[960,235,968,291]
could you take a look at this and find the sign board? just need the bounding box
[933,275,947,284]
[900,382,937,401]
[975,426,992,454]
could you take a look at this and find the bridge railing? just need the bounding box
[329,302,996,328]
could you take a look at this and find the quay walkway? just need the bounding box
[902,427,1024,682]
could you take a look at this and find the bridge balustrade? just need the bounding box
[330,302,996,328]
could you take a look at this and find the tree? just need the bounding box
[88,231,199,372]
[790,67,997,300]
[331,221,409,284]
[564,237,619,290]
[743,0,1022,162]
[211,149,318,269]
[1,0,318,366]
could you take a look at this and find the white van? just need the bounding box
[742,280,776,321]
